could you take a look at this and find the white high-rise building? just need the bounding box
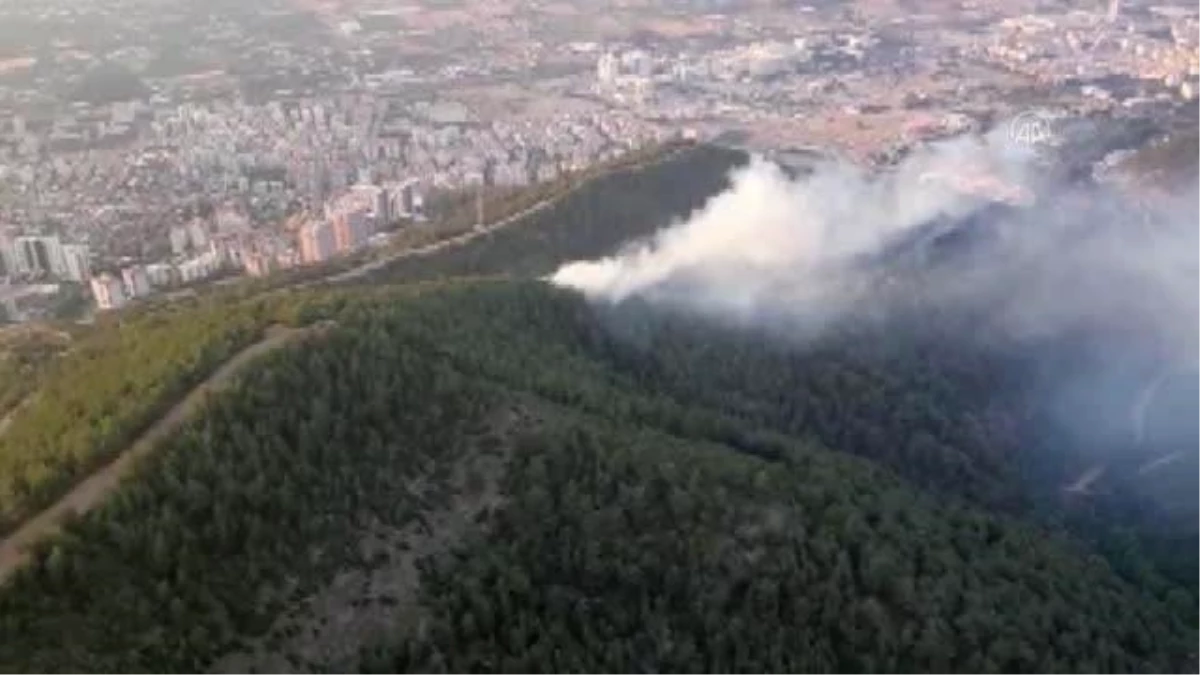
[61,244,91,282]
[621,49,652,77]
[386,179,421,218]
[169,226,189,256]
[187,220,210,251]
[14,236,65,277]
[13,237,38,275]
[373,186,390,224]
[597,52,619,83]
[0,237,18,277]
[121,265,152,298]
[178,250,221,283]
[44,237,67,278]
[145,263,176,288]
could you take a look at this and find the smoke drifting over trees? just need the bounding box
[552,131,1197,364]
[552,128,1199,514]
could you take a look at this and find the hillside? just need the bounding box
[0,322,331,585]
[0,282,1193,673]
[0,143,1194,673]
[0,141,744,538]
[0,296,296,535]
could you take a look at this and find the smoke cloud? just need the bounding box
[551,129,1198,364]
[552,140,989,317]
[551,131,1025,324]
[549,126,1199,476]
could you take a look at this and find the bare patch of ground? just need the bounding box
[210,402,545,673]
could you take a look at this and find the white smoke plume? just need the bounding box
[551,130,1037,321]
[549,126,1200,473]
[550,128,1198,364]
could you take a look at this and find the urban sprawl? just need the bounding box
[0,0,1195,320]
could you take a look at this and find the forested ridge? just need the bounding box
[0,282,1193,673]
[357,143,745,283]
[0,144,1194,673]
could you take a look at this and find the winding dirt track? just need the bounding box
[0,325,318,585]
[322,194,559,284]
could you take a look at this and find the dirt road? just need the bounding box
[321,147,689,286]
[321,193,559,285]
[0,324,322,585]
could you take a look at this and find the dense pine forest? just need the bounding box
[0,283,1195,672]
[0,143,1194,673]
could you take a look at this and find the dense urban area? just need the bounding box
[0,0,1196,318]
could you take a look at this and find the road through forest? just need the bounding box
[321,145,689,285]
[0,325,320,585]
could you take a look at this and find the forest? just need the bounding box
[0,143,1194,673]
[356,143,745,283]
[219,138,732,295]
[0,282,1193,672]
[374,419,1184,673]
[0,294,297,534]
